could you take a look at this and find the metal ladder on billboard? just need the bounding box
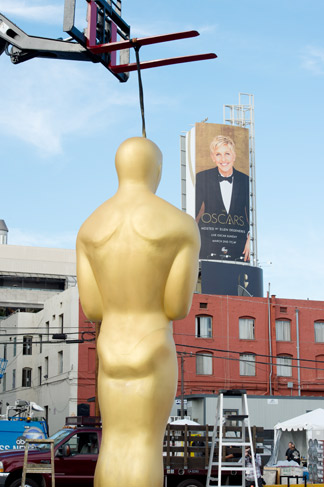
[22,438,55,487]
[206,389,258,487]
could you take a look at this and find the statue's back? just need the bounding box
[76,137,200,487]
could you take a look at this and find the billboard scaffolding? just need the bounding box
[223,93,258,266]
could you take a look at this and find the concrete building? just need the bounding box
[0,220,87,433]
[0,221,76,318]
[0,287,96,434]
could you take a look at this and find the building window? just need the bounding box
[46,321,50,338]
[224,409,239,426]
[316,355,324,378]
[23,336,32,355]
[240,354,256,376]
[314,322,324,343]
[22,368,32,387]
[277,355,292,377]
[39,335,42,353]
[38,366,42,386]
[199,303,208,309]
[44,406,49,424]
[276,320,291,341]
[45,356,49,378]
[13,337,17,357]
[58,351,63,374]
[12,369,16,389]
[196,352,213,375]
[3,344,7,360]
[195,316,212,338]
[239,318,255,340]
[59,314,64,333]
[2,373,6,392]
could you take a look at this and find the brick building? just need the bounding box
[173,293,324,398]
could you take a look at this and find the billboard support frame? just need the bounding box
[223,93,258,267]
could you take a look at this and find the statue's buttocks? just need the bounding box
[97,324,176,379]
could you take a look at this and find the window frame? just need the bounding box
[196,351,213,375]
[239,317,255,340]
[239,353,256,376]
[22,367,32,387]
[58,350,63,374]
[314,321,324,343]
[23,336,33,356]
[59,314,64,333]
[275,319,291,341]
[195,315,213,338]
[277,355,292,377]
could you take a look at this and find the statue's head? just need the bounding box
[115,137,162,193]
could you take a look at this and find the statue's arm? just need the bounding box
[164,221,200,321]
[76,237,103,322]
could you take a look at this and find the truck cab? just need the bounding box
[0,417,101,487]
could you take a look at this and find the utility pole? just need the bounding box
[180,354,185,418]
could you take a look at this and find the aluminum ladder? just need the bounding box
[22,438,55,487]
[206,389,258,487]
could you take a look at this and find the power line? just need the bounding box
[175,346,324,372]
[175,342,324,365]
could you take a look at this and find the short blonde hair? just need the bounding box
[210,135,235,155]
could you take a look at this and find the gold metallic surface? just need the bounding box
[76,137,200,487]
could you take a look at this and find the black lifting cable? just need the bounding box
[132,42,146,138]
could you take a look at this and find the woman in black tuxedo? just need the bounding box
[196,135,250,262]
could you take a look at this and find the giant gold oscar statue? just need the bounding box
[76,137,200,487]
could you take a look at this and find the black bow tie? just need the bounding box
[219,174,233,184]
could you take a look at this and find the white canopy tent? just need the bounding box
[268,408,324,467]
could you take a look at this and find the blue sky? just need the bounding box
[1,0,324,301]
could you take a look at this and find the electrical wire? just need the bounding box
[176,348,324,372]
[175,342,324,365]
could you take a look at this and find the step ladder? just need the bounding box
[206,389,258,487]
[22,438,55,487]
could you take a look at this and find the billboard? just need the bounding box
[201,261,263,297]
[187,123,250,263]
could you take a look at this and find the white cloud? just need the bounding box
[197,24,217,35]
[1,1,62,24]
[301,46,324,75]
[0,51,181,157]
[8,227,76,249]
[0,60,139,157]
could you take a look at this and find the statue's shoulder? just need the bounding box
[131,195,199,247]
[76,197,119,247]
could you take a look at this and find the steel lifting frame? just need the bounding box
[0,0,216,82]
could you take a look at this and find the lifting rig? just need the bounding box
[0,0,217,83]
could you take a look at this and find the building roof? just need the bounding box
[0,220,8,232]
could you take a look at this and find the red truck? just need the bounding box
[0,417,262,487]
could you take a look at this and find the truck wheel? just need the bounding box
[176,480,204,487]
[9,478,39,487]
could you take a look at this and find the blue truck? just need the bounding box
[0,400,48,452]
